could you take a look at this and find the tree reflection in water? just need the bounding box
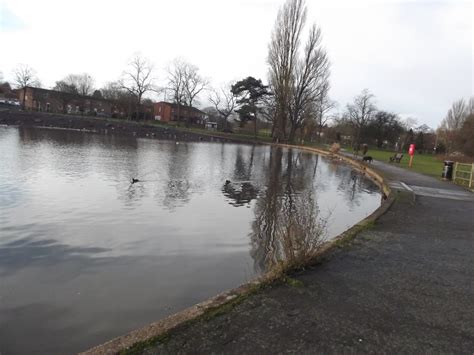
[222,145,260,207]
[162,143,192,210]
[249,148,325,274]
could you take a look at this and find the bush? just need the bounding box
[330,142,341,154]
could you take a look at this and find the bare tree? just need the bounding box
[288,24,330,141]
[438,97,472,153]
[442,98,468,131]
[183,64,208,107]
[167,58,207,124]
[166,58,187,123]
[167,58,187,108]
[53,80,78,94]
[119,55,156,120]
[402,117,419,131]
[469,97,474,116]
[314,82,336,141]
[259,94,277,131]
[268,0,330,142]
[101,81,136,118]
[268,0,306,142]
[345,89,377,149]
[13,64,40,109]
[55,73,95,96]
[167,59,207,106]
[209,83,236,130]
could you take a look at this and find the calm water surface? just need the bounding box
[0,126,381,354]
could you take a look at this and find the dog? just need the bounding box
[362,156,373,163]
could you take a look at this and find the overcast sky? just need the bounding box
[0,0,472,128]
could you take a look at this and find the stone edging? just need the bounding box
[80,144,395,355]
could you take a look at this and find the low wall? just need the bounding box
[82,144,394,355]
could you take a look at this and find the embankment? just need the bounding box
[0,109,236,143]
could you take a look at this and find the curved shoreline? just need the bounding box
[80,143,394,354]
[0,110,393,354]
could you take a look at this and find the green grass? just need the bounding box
[284,276,304,288]
[355,148,444,178]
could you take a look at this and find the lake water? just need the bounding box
[0,126,381,354]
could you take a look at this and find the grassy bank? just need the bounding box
[353,148,444,178]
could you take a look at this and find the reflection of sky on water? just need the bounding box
[0,126,380,354]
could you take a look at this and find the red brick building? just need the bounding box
[17,86,112,116]
[154,101,205,125]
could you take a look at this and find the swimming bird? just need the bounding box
[131,178,140,184]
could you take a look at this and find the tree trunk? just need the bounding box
[177,104,181,126]
[288,124,297,143]
[254,117,257,139]
[22,87,27,110]
[317,124,323,142]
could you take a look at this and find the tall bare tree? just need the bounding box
[268,0,306,141]
[119,55,156,119]
[268,0,330,142]
[167,59,208,106]
[345,89,377,148]
[209,83,236,130]
[288,24,330,141]
[314,82,336,141]
[442,98,468,131]
[183,64,208,107]
[438,97,472,153]
[259,94,277,137]
[166,58,187,113]
[167,58,207,124]
[13,64,40,109]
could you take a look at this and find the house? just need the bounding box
[153,101,205,125]
[205,121,218,131]
[17,86,113,116]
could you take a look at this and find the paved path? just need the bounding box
[368,159,474,201]
[141,160,474,354]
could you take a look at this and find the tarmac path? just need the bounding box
[124,158,474,354]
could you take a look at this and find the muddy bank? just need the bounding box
[0,109,238,143]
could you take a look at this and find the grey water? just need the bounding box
[0,126,381,354]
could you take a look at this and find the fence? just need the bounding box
[453,162,474,190]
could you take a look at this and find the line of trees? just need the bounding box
[4,0,472,157]
[6,56,210,121]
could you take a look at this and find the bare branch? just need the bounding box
[119,55,156,105]
[167,58,208,108]
[13,64,39,89]
[345,89,377,147]
[209,83,236,128]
